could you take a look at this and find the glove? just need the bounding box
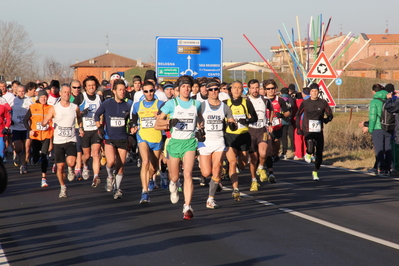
[228,122,238,131]
[363,121,369,127]
[323,118,331,124]
[238,118,249,125]
[169,118,180,127]
[2,128,10,135]
[297,129,304,135]
[275,112,283,118]
[195,128,206,142]
[82,108,90,116]
[97,126,105,140]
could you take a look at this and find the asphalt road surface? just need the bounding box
[1,158,399,265]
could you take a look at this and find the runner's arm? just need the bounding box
[23,109,32,131]
[42,106,55,127]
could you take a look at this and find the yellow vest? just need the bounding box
[138,100,162,143]
[226,98,249,134]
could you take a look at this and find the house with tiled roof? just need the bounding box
[70,52,148,82]
[346,55,399,80]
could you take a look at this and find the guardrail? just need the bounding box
[332,104,369,112]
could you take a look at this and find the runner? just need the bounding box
[42,84,83,198]
[73,76,102,185]
[94,79,131,199]
[155,76,202,220]
[47,80,60,105]
[24,90,53,187]
[246,79,274,191]
[264,79,291,183]
[296,83,333,180]
[224,81,258,200]
[11,85,33,174]
[198,79,235,208]
[130,81,164,203]
[70,80,84,180]
[0,89,11,162]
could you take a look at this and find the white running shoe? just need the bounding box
[59,186,67,198]
[304,154,312,163]
[169,180,179,204]
[105,177,114,192]
[113,188,122,199]
[206,198,219,209]
[82,167,90,180]
[67,167,75,182]
[91,176,101,188]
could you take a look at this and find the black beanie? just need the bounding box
[385,83,395,93]
[144,70,157,83]
[49,80,60,89]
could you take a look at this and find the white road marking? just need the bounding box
[256,199,399,251]
[0,243,9,265]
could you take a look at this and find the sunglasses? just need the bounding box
[72,86,81,89]
[207,88,220,92]
[266,87,276,90]
[143,89,155,93]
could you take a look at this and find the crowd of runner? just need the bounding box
[0,70,333,220]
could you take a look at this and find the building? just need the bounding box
[70,52,147,81]
[346,55,399,80]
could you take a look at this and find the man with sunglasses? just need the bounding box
[263,79,291,183]
[73,76,102,186]
[130,81,164,204]
[246,79,274,191]
[198,79,235,209]
[69,80,84,180]
[224,81,258,201]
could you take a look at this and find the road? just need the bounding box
[1,158,399,265]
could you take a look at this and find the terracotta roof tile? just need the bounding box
[70,53,137,68]
[347,55,399,70]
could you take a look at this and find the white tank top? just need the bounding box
[11,97,33,131]
[248,96,267,129]
[202,100,225,139]
[81,92,101,131]
[53,102,77,144]
[170,99,197,140]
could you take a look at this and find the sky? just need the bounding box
[2,0,398,67]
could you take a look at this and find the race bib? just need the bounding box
[141,117,156,129]
[251,119,264,128]
[110,117,125,127]
[272,117,281,127]
[205,120,223,131]
[84,117,96,126]
[175,119,194,131]
[58,126,73,137]
[309,120,321,132]
[36,122,49,131]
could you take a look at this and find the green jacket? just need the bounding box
[368,90,388,133]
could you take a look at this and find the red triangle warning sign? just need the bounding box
[317,80,336,107]
[307,52,337,79]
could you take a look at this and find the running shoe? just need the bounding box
[250,181,260,191]
[41,179,48,187]
[22,165,27,174]
[311,156,315,162]
[137,158,141,168]
[293,156,303,161]
[67,167,75,182]
[126,152,132,163]
[312,171,319,181]
[113,188,122,199]
[52,163,57,174]
[183,205,194,220]
[280,154,287,160]
[269,173,276,184]
[19,165,23,174]
[304,154,312,163]
[257,169,268,182]
[232,189,241,201]
[75,170,82,181]
[160,172,168,189]
[200,177,207,186]
[148,179,155,191]
[169,180,179,204]
[91,176,101,188]
[139,192,150,204]
[100,156,107,166]
[82,167,90,180]
[59,186,67,198]
[13,154,19,166]
[367,168,377,174]
[105,177,114,192]
[206,198,219,209]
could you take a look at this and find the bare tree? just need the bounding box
[43,56,73,84]
[0,20,36,82]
